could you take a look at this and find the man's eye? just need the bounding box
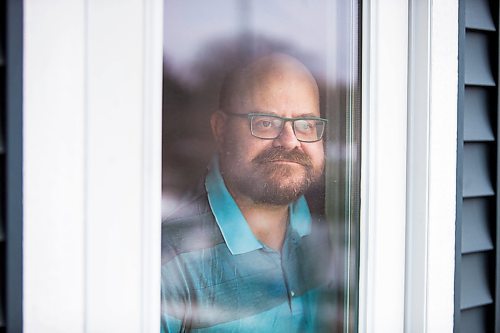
[295,120,314,132]
[255,119,278,128]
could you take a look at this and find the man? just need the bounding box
[161,54,335,332]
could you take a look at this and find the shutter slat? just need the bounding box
[464,87,495,142]
[462,198,494,253]
[461,252,493,309]
[461,306,493,333]
[465,32,496,86]
[463,143,495,197]
[465,0,496,31]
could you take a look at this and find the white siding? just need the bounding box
[24,1,86,331]
[23,0,162,332]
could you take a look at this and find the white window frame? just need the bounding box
[359,1,409,331]
[359,0,458,332]
[23,0,458,332]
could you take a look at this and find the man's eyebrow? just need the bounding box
[251,110,278,116]
[297,112,320,118]
[252,110,321,118]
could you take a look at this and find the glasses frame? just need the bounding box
[223,111,328,143]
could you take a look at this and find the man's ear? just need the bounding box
[210,110,227,148]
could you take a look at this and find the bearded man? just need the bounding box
[161,54,335,333]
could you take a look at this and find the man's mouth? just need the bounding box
[265,159,304,165]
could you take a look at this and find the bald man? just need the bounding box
[161,54,335,333]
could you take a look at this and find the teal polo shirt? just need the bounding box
[161,158,334,332]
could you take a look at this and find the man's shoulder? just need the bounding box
[162,189,224,264]
[164,188,211,223]
[162,190,216,243]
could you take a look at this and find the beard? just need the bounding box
[220,146,323,206]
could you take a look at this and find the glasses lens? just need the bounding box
[294,119,325,142]
[250,115,283,139]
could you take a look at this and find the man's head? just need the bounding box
[211,53,325,206]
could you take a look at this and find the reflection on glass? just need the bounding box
[162,1,360,332]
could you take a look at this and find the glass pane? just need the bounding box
[162,1,361,332]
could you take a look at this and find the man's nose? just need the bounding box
[272,122,301,149]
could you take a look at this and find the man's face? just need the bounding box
[218,69,325,206]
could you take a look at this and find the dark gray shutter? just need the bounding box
[3,0,24,332]
[0,6,6,331]
[456,0,499,332]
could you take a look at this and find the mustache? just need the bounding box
[252,148,313,167]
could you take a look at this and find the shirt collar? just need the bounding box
[205,156,312,255]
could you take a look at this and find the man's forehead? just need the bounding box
[219,53,320,114]
[242,54,316,87]
[238,56,318,106]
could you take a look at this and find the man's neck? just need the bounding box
[230,190,289,251]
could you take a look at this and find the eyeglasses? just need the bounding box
[224,112,328,142]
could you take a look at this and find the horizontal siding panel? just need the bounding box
[465,32,496,86]
[462,198,493,253]
[461,305,493,333]
[464,87,495,141]
[461,252,493,309]
[463,143,495,197]
[465,0,496,31]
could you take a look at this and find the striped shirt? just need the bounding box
[161,158,335,332]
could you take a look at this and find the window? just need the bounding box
[162,1,361,331]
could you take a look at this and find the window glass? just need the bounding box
[162,1,361,331]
